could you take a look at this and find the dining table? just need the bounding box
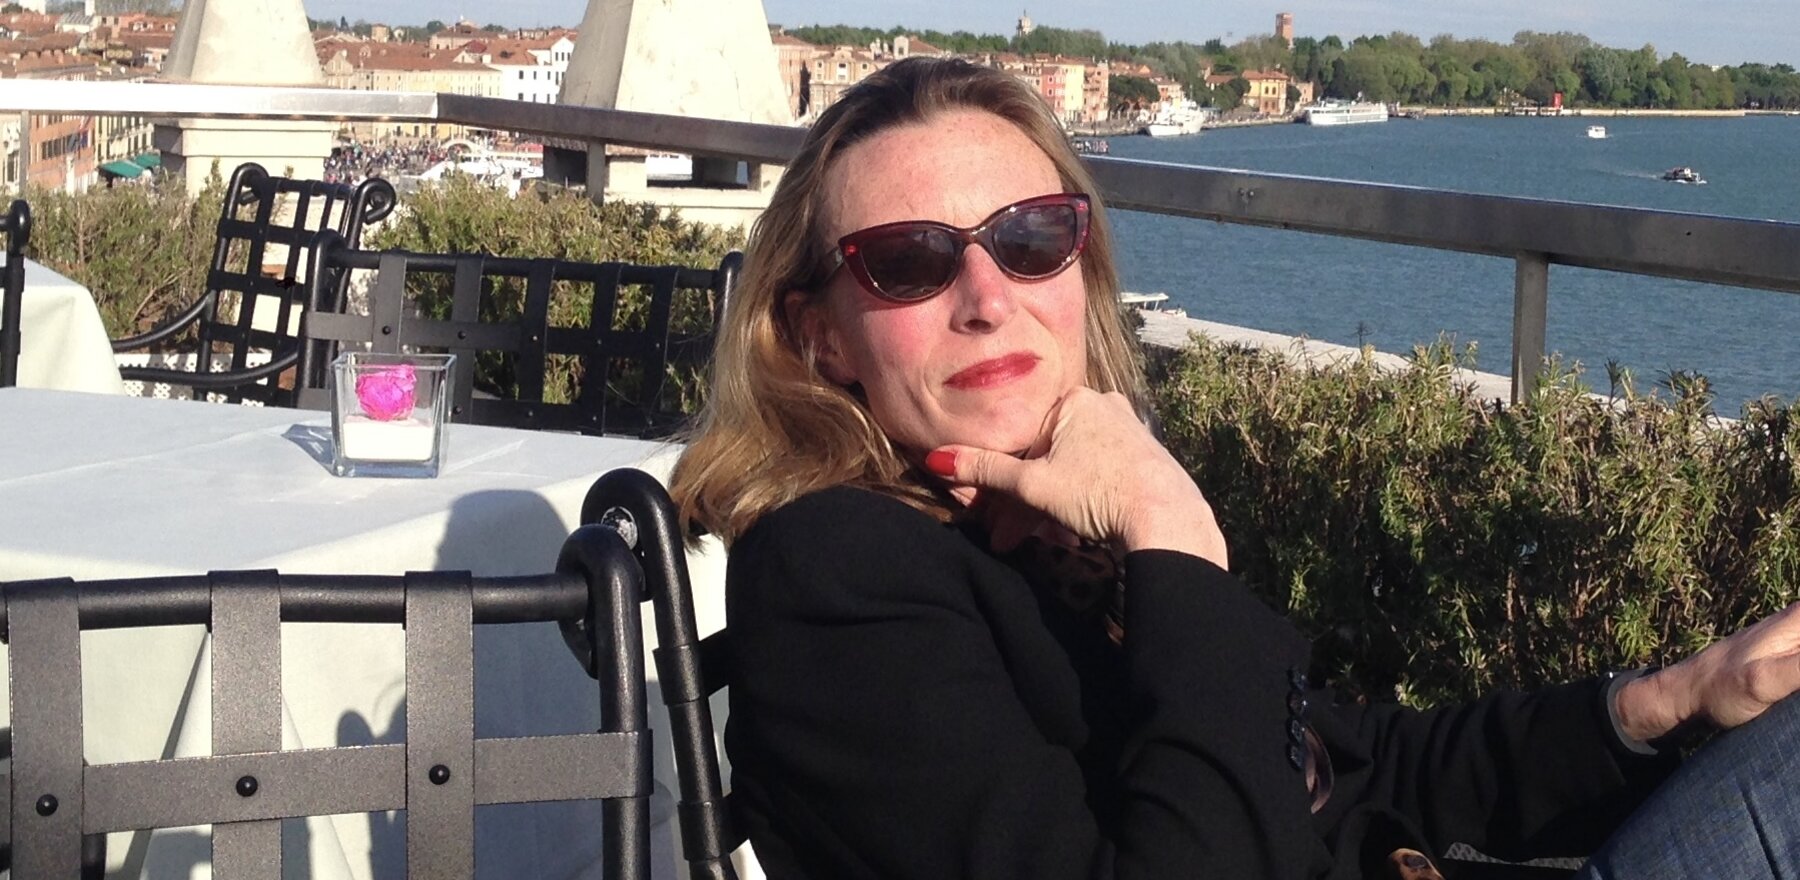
[0,387,744,879]
[10,258,127,395]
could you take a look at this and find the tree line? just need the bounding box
[787,23,1800,111]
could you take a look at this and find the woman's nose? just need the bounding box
[949,245,1019,331]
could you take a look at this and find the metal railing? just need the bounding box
[6,79,1799,403]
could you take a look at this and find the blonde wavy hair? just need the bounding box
[670,57,1146,544]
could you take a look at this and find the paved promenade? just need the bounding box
[1135,309,1516,402]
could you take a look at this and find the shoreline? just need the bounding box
[1075,104,1797,143]
[1406,106,1794,118]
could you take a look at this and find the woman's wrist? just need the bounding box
[1117,500,1229,569]
[1613,666,1686,745]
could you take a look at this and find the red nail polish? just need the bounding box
[925,449,956,477]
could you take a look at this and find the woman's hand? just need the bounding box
[1615,601,1800,741]
[925,387,1229,568]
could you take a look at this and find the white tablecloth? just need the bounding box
[12,259,127,394]
[0,388,746,880]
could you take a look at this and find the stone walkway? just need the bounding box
[1136,309,1517,403]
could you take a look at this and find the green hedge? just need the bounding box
[1151,338,1799,707]
[23,173,223,340]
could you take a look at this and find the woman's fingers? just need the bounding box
[924,388,1227,566]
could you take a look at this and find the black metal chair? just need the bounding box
[0,198,31,388]
[0,525,652,879]
[299,233,742,440]
[112,162,395,405]
[581,467,744,880]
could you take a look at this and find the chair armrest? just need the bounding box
[111,294,213,353]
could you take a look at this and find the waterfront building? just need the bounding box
[429,19,484,51]
[768,29,817,121]
[1242,69,1293,115]
[465,33,575,105]
[805,44,887,113]
[1154,76,1188,106]
[318,43,502,142]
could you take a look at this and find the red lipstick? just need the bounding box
[946,353,1039,389]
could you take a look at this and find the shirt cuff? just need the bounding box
[1603,667,1662,756]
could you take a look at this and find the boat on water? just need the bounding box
[1302,100,1388,126]
[1071,137,1110,155]
[1661,166,1705,184]
[1141,100,1204,137]
[1120,290,1187,317]
[1586,125,1608,139]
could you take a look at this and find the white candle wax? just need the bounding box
[341,415,437,462]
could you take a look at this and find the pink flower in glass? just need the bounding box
[355,364,417,421]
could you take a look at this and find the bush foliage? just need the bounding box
[1151,337,1799,707]
[24,173,223,340]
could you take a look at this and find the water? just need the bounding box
[1105,116,1800,411]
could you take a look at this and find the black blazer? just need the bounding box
[724,487,1678,879]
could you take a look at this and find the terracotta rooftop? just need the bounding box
[331,45,492,72]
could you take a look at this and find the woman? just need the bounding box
[670,57,1800,879]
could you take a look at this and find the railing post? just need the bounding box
[16,111,29,198]
[1511,253,1550,405]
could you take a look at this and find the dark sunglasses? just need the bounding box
[827,192,1091,303]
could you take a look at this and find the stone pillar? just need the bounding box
[155,0,334,198]
[553,0,791,230]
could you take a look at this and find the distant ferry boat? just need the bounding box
[1303,101,1389,126]
[1661,166,1705,184]
[1587,125,1608,139]
[1142,100,1205,137]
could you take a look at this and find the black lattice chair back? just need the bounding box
[581,467,744,880]
[300,234,742,440]
[114,162,395,405]
[0,526,651,879]
[0,198,31,388]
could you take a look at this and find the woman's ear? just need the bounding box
[783,289,857,385]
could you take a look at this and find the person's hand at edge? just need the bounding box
[1614,601,1800,741]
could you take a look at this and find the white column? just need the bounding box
[156,0,335,198]
[553,0,791,228]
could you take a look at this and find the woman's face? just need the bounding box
[799,109,1090,458]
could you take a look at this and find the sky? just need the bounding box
[295,1,1800,69]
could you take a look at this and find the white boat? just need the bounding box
[1661,166,1705,184]
[1141,101,1204,137]
[1120,290,1186,317]
[1302,101,1388,126]
[1587,125,1608,139]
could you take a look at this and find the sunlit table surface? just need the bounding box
[12,259,127,395]
[0,388,744,879]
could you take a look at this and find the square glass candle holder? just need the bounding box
[330,352,455,478]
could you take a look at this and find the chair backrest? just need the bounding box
[0,198,31,388]
[300,235,743,440]
[581,467,744,880]
[0,525,651,879]
[114,162,396,405]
